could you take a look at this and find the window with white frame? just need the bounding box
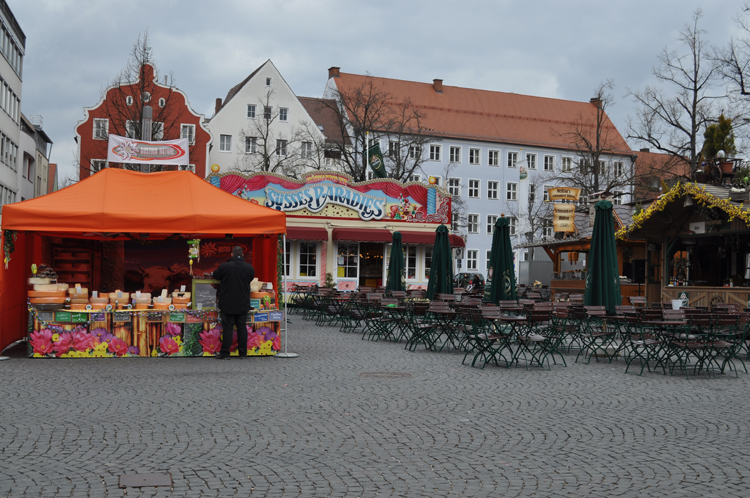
[506,182,518,200]
[276,139,288,156]
[337,242,358,278]
[467,214,479,234]
[448,177,460,196]
[529,184,536,203]
[219,134,232,152]
[468,179,480,198]
[486,250,492,272]
[562,156,572,172]
[507,151,518,168]
[424,246,433,279]
[429,144,441,161]
[613,191,623,205]
[181,124,195,145]
[488,150,499,166]
[91,160,108,173]
[542,219,553,237]
[126,96,133,106]
[245,137,257,154]
[367,171,375,180]
[451,212,460,231]
[543,185,551,202]
[466,250,478,271]
[408,145,422,159]
[247,104,256,118]
[126,120,137,139]
[93,119,108,140]
[152,122,164,141]
[279,108,288,122]
[449,146,461,163]
[509,217,517,235]
[597,160,606,175]
[264,106,272,120]
[298,242,317,277]
[158,98,165,108]
[544,155,555,171]
[368,137,378,149]
[614,161,624,176]
[266,77,272,86]
[578,195,589,207]
[487,214,498,234]
[487,180,498,199]
[405,245,417,280]
[527,153,537,170]
[301,141,313,158]
[522,250,529,262]
[469,148,481,165]
[284,241,291,277]
[407,174,421,183]
[388,140,400,157]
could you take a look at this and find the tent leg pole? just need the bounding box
[276,234,298,359]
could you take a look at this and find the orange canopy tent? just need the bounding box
[0,169,286,351]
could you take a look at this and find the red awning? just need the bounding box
[332,228,393,243]
[400,231,435,245]
[449,235,465,247]
[286,226,328,241]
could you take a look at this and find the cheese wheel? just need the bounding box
[70,304,88,310]
[29,297,67,304]
[34,283,69,291]
[68,287,89,295]
[28,290,66,298]
[69,298,90,304]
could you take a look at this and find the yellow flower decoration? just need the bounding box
[52,333,60,342]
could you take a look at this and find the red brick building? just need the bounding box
[75,63,211,179]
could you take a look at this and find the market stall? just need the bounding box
[0,169,286,358]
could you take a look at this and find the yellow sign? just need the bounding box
[553,204,576,232]
[548,187,581,202]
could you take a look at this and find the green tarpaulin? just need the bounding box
[386,231,405,293]
[426,225,454,299]
[584,200,621,314]
[484,216,517,303]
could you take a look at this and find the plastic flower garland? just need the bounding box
[616,181,750,240]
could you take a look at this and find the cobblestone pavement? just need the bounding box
[2,317,750,498]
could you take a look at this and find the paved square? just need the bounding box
[1,318,750,497]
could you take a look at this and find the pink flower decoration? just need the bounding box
[247,331,264,350]
[160,336,180,355]
[53,332,74,354]
[273,335,280,351]
[72,331,98,352]
[108,337,129,357]
[30,329,54,355]
[165,322,181,337]
[199,328,222,354]
[230,329,238,352]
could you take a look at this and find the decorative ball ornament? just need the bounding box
[717,150,726,159]
[428,176,437,185]
[211,164,220,173]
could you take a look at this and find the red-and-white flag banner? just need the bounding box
[107,134,189,165]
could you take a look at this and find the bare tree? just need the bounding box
[627,10,720,177]
[324,74,435,182]
[507,173,554,259]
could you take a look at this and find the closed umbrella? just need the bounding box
[386,231,405,293]
[584,200,621,314]
[426,225,454,299]
[484,216,517,303]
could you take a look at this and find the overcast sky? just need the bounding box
[10,0,747,181]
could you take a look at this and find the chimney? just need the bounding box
[433,79,443,93]
[215,98,222,115]
[328,66,340,78]
[590,97,602,109]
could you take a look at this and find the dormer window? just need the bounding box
[266,77,272,86]
[126,96,133,106]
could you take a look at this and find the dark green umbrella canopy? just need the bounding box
[426,225,454,300]
[484,216,517,303]
[584,200,621,314]
[386,231,405,293]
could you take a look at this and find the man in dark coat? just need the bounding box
[212,245,256,359]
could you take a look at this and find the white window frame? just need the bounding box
[404,245,418,281]
[283,241,292,277]
[424,246,433,280]
[93,118,108,140]
[448,177,461,197]
[613,191,623,206]
[152,121,164,141]
[469,148,481,165]
[543,219,554,238]
[486,250,492,272]
[158,97,165,108]
[279,107,289,122]
[468,179,480,199]
[509,217,517,236]
[467,214,479,234]
[507,151,518,168]
[245,137,257,154]
[126,120,137,139]
[449,146,461,163]
[543,185,551,202]
[487,214,498,234]
[429,144,441,161]
[488,150,499,167]
[264,106,273,120]
[408,145,422,159]
[451,212,460,232]
[266,77,272,86]
[181,124,196,145]
[614,161,624,177]
[301,141,313,159]
[247,104,256,119]
[91,159,108,173]
[126,96,133,106]
[506,182,518,201]
[276,139,288,157]
[219,134,232,152]
[337,242,359,280]
[407,174,422,183]
[466,250,478,271]
[544,155,555,172]
[527,153,537,170]
[529,184,536,203]
[487,180,498,200]
[298,241,319,279]
[388,140,400,157]
[562,156,572,172]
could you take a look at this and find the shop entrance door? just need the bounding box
[360,243,384,288]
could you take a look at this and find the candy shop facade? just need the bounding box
[208,170,463,292]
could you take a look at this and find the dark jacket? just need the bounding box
[213,256,256,314]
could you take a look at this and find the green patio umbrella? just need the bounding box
[483,216,517,303]
[386,231,405,293]
[426,225,454,300]
[584,200,621,314]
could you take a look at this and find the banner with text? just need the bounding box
[548,187,581,202]
[107,134,189,165]
[553,204,576,232]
